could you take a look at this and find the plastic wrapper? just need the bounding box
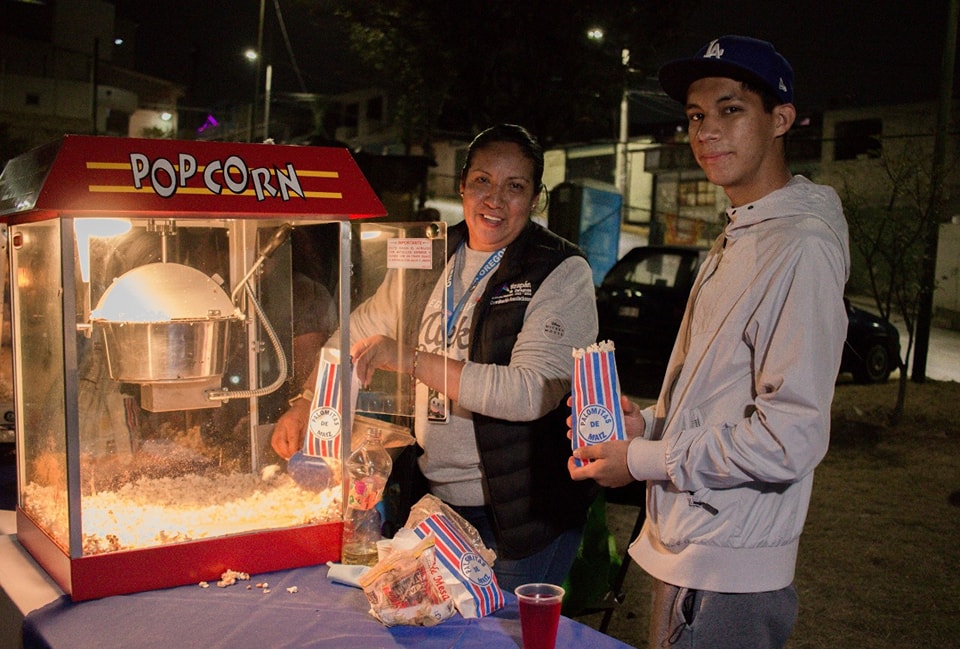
[357,535,455,627]
[404,494,504,618]
[571,340,626,467]
[351,414,416,452]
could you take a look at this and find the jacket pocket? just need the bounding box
[653,485,743,547]
[654,480,809,550]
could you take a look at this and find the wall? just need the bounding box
[819,101,960,307]
[935,221,960,327]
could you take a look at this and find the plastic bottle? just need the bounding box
[341,427,392,566]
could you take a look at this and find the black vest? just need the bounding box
[440,220,599,559]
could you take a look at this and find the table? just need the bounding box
[0,511,61,649]
[9,533,633,649]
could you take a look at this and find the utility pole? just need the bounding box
[617,48,636,227]
[263,64,272,141]
[912,0,958,382]
[617,48,630,199]
[249,0,266,142]
[91,38,99,135]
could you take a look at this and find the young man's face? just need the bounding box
[684,76,796,207]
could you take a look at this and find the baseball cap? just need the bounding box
[658,35,794,105]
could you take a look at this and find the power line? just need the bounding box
[273,0,307,93]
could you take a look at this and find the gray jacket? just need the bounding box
[627,176,850,592]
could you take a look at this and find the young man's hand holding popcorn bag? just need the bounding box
[571,341,627,465]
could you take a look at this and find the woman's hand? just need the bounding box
[351,335,408,386]
[271,399,310,460]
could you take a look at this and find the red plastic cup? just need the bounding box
[515,583,565,649]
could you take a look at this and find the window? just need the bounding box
[366,96,383,122]
[834,118,882,161]
[322,102,343,132]
[677,180,714,207]
[344,102,359,128]
[609,251,691,288]
[565,154,615,186]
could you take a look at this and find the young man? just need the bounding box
[569,36,849,648]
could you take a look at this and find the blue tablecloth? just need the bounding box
[22,563,634,649]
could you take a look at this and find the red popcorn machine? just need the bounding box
[0,135,442,601]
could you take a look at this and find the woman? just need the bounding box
[273,124,599,590]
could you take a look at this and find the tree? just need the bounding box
[831,115,957,424]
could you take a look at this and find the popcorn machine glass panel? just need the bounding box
[15,217,345,558]
[12,219,69,546]
[351,220,448,421]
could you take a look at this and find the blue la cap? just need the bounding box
[658,35,794,105]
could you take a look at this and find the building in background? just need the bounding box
[2,2,956,328]
[0,0,184,151]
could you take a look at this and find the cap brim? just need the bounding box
[659,58,773,104]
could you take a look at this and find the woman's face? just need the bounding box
[459,141,540,251]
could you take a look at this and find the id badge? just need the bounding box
[427,387,449,423]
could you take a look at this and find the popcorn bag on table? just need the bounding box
[571,341,626,467]
[405,494,504,618]
[357,535,456,627]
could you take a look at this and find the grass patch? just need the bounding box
[581,379,960,648]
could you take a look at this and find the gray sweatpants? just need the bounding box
[648,579,798,649]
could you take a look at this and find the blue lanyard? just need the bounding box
[445,242,505,342]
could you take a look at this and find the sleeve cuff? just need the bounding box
[640,407,656,439]
[627,438,669,482]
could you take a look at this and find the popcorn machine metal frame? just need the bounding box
[0,135,386,601]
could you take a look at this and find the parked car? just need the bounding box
[595,245,705,368]
[595,246,901,384]
[840,297,901,383]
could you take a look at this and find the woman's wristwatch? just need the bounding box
[287,388,315,407]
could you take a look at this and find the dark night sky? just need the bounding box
[113,1,365,109]
[115,0,956,116]
[668,0,954,111]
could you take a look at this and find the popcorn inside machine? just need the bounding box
[0,135,397,600]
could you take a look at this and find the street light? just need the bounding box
[245,48,258,141]
[586,28,631,216]
[243,49,271,142]
[244,0,271,142]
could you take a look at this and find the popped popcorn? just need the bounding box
[217,569,250,588]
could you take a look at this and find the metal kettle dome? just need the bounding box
[91,262,239,323]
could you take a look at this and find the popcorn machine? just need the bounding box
[0,135,440,601]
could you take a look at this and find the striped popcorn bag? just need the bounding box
[406,495,504,618]
[287,347,345,490]
[304,347,344,458]
[571,340,626,467]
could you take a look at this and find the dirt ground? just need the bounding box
[573,376,960,648]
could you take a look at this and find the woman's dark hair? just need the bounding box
[459,124,544,192]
